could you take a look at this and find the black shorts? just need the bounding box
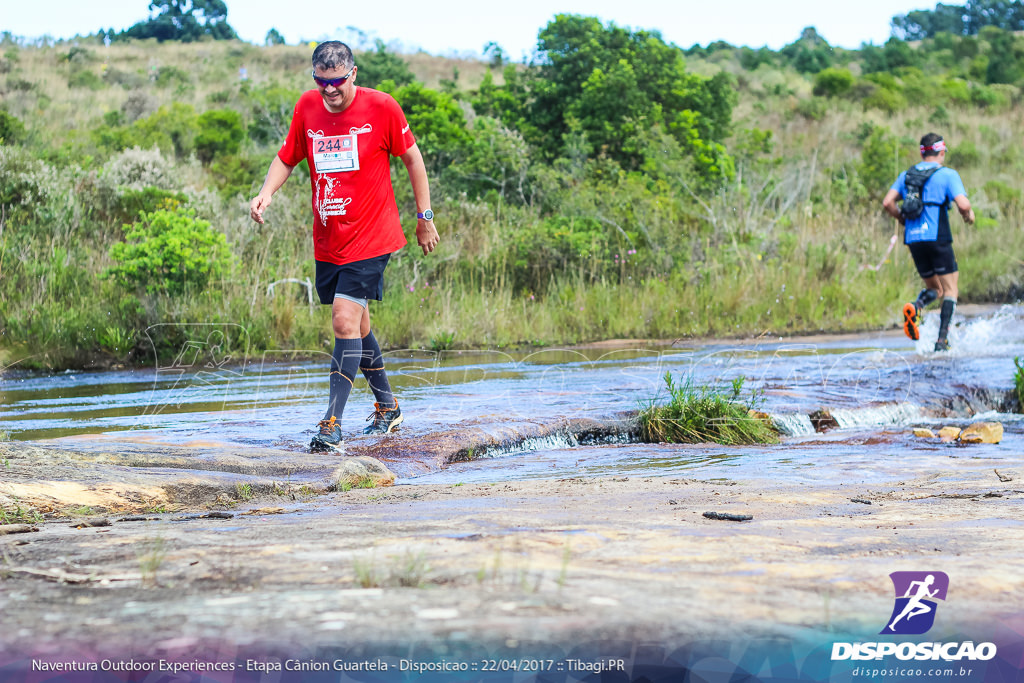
[906,241,957,279]
[314,254,391,305]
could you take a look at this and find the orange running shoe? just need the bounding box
[902,302,920,341]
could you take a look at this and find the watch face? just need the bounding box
[422,209,433,221]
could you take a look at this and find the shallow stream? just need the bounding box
[3,305,1023,486]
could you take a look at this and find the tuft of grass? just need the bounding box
[353,555,382,588]
[339,475,377,492]
[429,330,456,352]
[0,500,44,525]
[391,550,429,588]
[638,372,779,445]
[137,537,167,586]
[1014,357,1024,411]
[235,482,253,501]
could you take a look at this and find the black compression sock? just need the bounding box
[915,288,939,311]
[937,297,956,341]
[359,331,395,409]
[325,337,362,421]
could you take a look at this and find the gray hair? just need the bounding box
[312,41,354,71]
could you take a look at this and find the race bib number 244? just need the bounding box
[312,134,359,173]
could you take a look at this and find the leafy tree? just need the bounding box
[892,0,1024,38]
[265,28,285,46]
[519,14,735,179]
[893,5,967,39]
[118,0,238,42]
[781,27,834,73]
[385,82,472,174]
[980,26,1022,82]
[356,40,415,89]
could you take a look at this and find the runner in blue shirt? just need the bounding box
[882,133,975,351]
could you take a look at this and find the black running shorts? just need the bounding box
[906,241,958,279]
[314,254,391,305]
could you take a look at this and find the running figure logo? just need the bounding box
[881,571,950,635]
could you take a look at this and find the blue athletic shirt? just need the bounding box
[890,162,967,244]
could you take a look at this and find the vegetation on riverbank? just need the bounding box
[1,7,1023,369]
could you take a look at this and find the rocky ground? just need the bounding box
[1,428,1023,681]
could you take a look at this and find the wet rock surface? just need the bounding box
[1,438,1022,658]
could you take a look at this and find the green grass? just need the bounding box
[339,476,378,492]
[1014,357,1024,411]
[235,482,253,501]
[0,503,44,525]
[2,41,1023,370]
[638,373,779,445]
[137,536,167,586]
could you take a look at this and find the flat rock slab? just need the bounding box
[0,417,633,513]
[0,442,396,513]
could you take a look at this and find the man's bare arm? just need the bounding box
[953,194,975,224]
[250,156,295,224]
[400,143,439,255]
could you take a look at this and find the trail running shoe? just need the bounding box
[902,302,920,341]
[934,338,951,352]
[363,401,403,435]
[310,416,344,452]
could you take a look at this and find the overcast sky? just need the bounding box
[5,0,934,59]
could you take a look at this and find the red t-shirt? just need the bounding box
[278,88,414,264]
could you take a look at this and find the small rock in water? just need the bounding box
[938,426,962,442]
[809,409,839,433]
[960,422,1003,444]
[912,428,936,438]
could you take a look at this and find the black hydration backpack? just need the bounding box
[900,165,942,221]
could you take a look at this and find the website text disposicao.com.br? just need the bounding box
[851,665,978,679]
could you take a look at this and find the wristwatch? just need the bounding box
[417,209,434,221]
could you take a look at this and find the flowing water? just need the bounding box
[3,305,1023,485]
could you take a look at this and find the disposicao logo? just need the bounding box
[881,571,949,635]
[831,571,997,663]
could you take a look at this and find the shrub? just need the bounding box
[863,86,906,113]
[983,180,1021,209]
[246,84,300,145]
[941,78,971,105]
[100,146,177,191]
[195,109,244,164]
[155,65,191,88]
[950,140,980,168]
[68,68,103,90]
[812,67,854,97]
[794,97,827,121]
[209,153,263,197]
[859,127,901,198]
[106,208,231,296]
[0,109,26,144]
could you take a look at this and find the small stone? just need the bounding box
[912,428,936,438]
[960,422,1003,444]
[938,426,962,442]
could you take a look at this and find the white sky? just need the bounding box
[4,0,933,58]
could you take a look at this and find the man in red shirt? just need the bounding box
[249,41,438,452]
